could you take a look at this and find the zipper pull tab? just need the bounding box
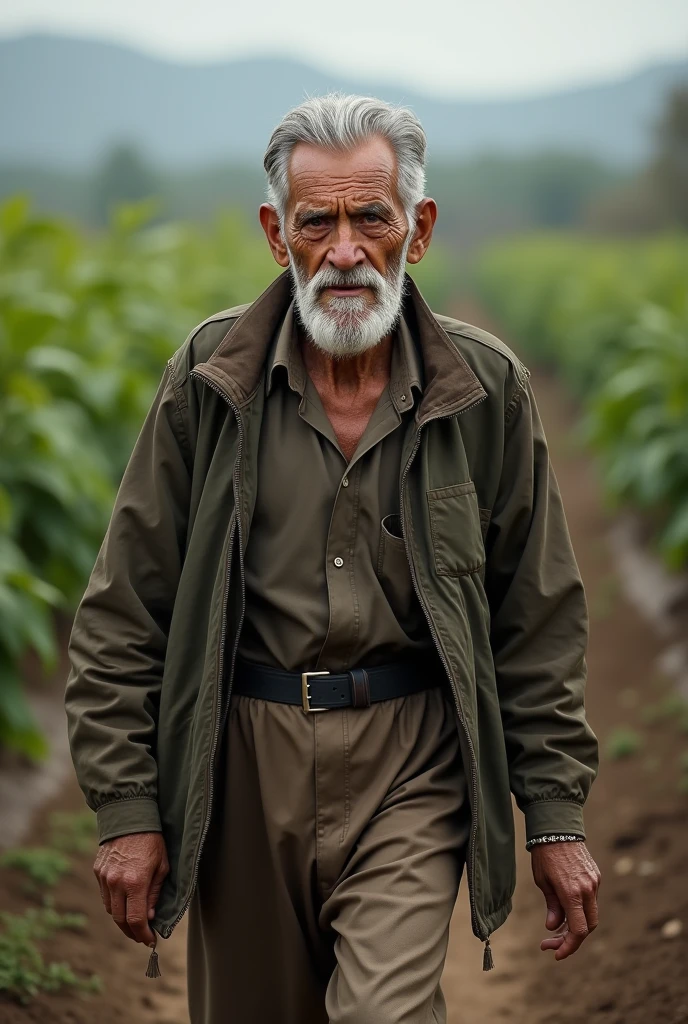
[482,936,495,972]
[145,936,162,978]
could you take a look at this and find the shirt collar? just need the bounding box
[390,309,423,414]
[266,300,424,407]
[265,302,306,397]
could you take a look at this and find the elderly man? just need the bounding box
[65,94,600,1023]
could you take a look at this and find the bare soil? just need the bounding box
[1,318,687,1023]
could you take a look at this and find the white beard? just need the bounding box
[288,234,412,358]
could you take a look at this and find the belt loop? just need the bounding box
[348,668,371,709]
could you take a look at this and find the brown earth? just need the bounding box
[1,311,687,1024]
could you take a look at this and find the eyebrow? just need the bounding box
[293,201,394,229]
[294,208,331,229]
[356,202,393,219]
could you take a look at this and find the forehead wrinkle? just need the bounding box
[288,160,403,223]
[286,137,402,213]
[295,192,394,211]
[290,165,395,190]
[291,182,398,216]
[289,139,397,178]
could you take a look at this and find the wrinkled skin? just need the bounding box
[532,841,601,959]
[93,831,168,946]
[260,134,435,289]
[259,136,437,461]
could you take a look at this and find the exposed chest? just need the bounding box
[314,379,389,463]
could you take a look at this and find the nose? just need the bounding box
[325,223,365,272]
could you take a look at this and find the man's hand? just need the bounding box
[93,831,169,945]
[531,841,601,961]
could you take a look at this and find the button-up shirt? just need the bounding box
[237,301,434,673]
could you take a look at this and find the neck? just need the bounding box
[298,323,394,463]
[300,325,393,394]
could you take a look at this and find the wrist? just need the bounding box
[525,833,586,852]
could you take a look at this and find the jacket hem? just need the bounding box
[477,897,513,940]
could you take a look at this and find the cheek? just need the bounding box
[288,234,327,268]
[373,228,408,270]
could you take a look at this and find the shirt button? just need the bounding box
[342,477,349,488]
[401,394,407,402]
[333,557,344,568]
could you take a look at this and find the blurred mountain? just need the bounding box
[1,33,687,169]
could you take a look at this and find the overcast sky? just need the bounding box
[1,0,687,97]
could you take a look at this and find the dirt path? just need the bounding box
[1,311,687,1023]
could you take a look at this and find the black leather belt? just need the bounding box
[233,657,440,713]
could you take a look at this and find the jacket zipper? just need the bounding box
[399,393,491,965]
[160,367,246,941]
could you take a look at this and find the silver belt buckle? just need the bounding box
[301,671,331,714]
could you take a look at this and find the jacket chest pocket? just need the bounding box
[427,481,487,577]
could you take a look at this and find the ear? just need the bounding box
[259,204,290,267]
[405,198,438,265]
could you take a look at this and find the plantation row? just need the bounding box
[476,233,688,572]
[0,196,451,757]
[0,196,282,756]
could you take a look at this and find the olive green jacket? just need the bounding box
[65,271,598,945]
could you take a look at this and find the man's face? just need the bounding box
[281,136,413,357]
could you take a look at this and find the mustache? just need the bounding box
[309,265,384,294]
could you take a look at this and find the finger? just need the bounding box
[541,933,567,952]
[147,862,167,921]
[93,856,109,910]
[96,865,112,915]
[555,902,589,960]
[542,884,565,931]
[110,887,135,941]
[583,885,599,933]
[98,876,111,914]
[126,889,154,945]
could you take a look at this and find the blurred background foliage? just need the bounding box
[476,234,688,568]
[0,197,279,756]
[0,73,686,759]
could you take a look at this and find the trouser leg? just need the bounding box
[319,686,470,1024]
[187,695,331,1024]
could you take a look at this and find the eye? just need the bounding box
[363,213,382,224]
[306,216,325,228]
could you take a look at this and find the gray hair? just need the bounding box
[263,93,427,229]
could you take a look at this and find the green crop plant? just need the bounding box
[476,232,688,570]
[605,726,645,760]
[640,692,688,725]
[48,810,97,854]
[0,195,278,757]
[0,848,71,891]
[0,906,100,1003]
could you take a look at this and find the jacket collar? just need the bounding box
[195,269,487,424]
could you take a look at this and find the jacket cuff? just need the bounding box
[523,800,586,843]
[96,797,162,844]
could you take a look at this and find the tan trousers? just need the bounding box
[187,684,470,1024]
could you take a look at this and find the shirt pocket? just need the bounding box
[376,514,426,636]
[427,481,486,577]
